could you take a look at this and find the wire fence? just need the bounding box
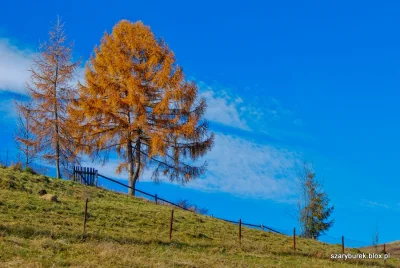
[74,166,376,249]
[94,172,285,235]
[0,150,376,250]
[319,234,371,248]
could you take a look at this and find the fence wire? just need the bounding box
[0,154,375,249]
[319,234,371,248]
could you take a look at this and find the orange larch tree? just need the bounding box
[27,17,80,178]
[69,20,214,195]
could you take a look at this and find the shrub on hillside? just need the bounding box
[9,162,23,172]
[177,199,208,215]
[24,166,38,175]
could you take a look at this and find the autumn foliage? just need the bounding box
[25,18,80,178]
[69,20,214,195]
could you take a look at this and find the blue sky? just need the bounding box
[1,0,400,246]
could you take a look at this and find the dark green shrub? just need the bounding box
[24,166,38,175]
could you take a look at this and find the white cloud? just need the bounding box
[360,199,399,210]
[0,38,297,133]
[197,81,303,134]
[0,39,36,94]
[85,133,301,202]
[189,133,301,202]
[82,157,128,179]
[0,37,308,204]
[198,83,251,131]
[72,63,86,86]
[77,82,303,202]
[0,38,85,95]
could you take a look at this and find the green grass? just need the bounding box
[0,166,398,267]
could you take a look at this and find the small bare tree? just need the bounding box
[14,99,38,168]
[372,224,379,252]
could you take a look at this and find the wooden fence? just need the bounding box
[73,166,98,186]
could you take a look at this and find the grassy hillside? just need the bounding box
[0,166,398,267]
[362,242,400,259]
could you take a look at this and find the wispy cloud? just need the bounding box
[80,82,304,202]
[0,39,36,94]
[198,83,251,131]
[360,199,399,210]
[197,81,305,140]
[190,133,301,202]
[0,38,305,203]
[85,133,302,203]
[257,97,293,122]
[0,37,85,95]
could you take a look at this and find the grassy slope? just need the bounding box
[362,242,400,259]
[0,166,398,268]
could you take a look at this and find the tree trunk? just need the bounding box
[132,138,141,192]
[127,137,141,196]
[54,104,61,179]
[54,62,61,179]
[127,140,134,196]
[25,115,29,168]
[55,143,60,178]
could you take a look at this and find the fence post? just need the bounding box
[169,209,174,241]
[384,243,387,264]
[6,149,8,166]
[293,227,296,250]
[342,236,344,254]
[239,219,242,244]
[155,194,158,204]
[261,223,264,231]
[83,198,89,234]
